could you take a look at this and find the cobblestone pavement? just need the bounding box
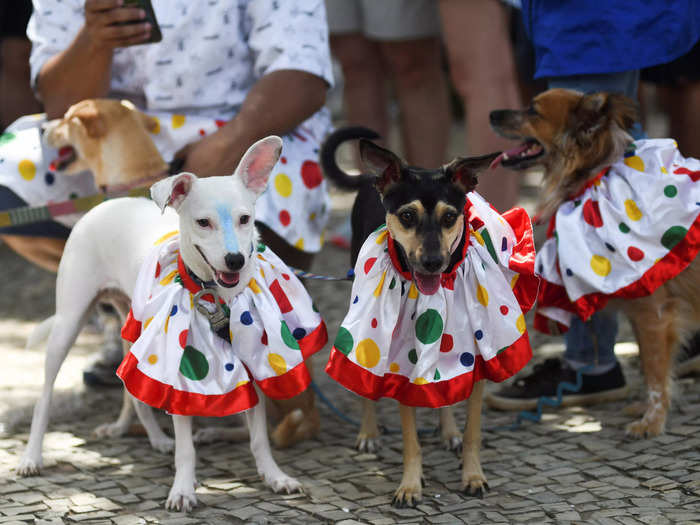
[1,191,700,523]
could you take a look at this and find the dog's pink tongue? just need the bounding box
[413,272,441,295]
[489,143,530,170]
[50,146,76,171]
[216,270,239,285]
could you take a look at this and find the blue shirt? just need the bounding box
[522,0,700,78]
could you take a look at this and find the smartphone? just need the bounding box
[121,0,163,44]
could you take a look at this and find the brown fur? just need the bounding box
[491,88,700,437]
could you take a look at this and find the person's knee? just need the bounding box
[330,34,381,78]
[381,39,443,90]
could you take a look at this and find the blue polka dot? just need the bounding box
[293,327,306,340]
[44,172,54,185]
[475,330,483,340]
[565,268,573,277]
[460,352,474,367]
[538,263,544,274]
[501,237,508,251]
[353,296,359,304]
[170,305,178,316]
[605,242,615,252]
[240,311,253,325]
[225,363,234,371]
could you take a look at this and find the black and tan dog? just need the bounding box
[321,127,505,505]
[489,88,700,437]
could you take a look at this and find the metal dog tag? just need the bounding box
[193,288,229,333]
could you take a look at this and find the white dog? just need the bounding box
[18,136,303,511]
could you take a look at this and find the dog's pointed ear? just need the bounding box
[151,172,196,213]
[574,92,639,145]
[71,103,107,139]
[444,152,500,194]
[359,139,403,194]
[236,136,283,196]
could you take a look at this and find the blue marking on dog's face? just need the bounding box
[217,204,239,253]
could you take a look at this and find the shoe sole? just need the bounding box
[485,385,630,412]
[676,354,700,378]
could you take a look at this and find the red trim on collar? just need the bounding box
[177,254,224,304]
[570,166,610,200]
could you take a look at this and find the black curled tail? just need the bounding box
[319,126,380,190]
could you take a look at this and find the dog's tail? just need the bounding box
[320,126,380,190]
[26,316,54,349]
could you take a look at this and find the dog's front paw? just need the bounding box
[625,416,665,439]
[165,482,197,512]
[150,435,175,454]
[262,470,303,494]
[392,481,422,508]
[355,433,380,453]
[442,433,462,453]
[462,473,489,499]
[16,456,41,477]
[94,421,129,439]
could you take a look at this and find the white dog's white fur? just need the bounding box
[18,136,302,511]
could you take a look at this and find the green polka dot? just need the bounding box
[312,302,319,313]
[408,348,418,364]
[481,228,499,263]
[257,243,267,252]
[373,223,386,233]
[0,132,15,146]
[660,225,687,251]
[389,277,396,290]
[664,185,678,198]
[281,321,300,350]
[174,274,183,286]
[179,345,209,381]
[415,309,443,345]
[334,327,354,355]
[619,222,630,234]
[434,369,441,381]
[69,192,79,200]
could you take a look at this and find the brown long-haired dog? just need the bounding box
[489,88,700,437]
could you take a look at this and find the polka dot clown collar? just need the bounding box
[177,254,224,304]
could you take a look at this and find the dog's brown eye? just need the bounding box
[240,215,250,225]
[441,212,457,228]
[196,218,210,228]
[399,210,416,228]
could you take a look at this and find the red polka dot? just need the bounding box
[301,160,323,189]
[269,279,293,313]
[470,217,484,230]
[214,119,226,128]
[279,210,291,226]
[261,330,268,346]
[627,246,644,261]
[155,262,161,278]
[282,273,290,280]
[371,318,378,328]
[364,257,377,274]
[583,199,604,228]
[440,333,454,353]
[199,129,206,136]
[179,329,188,348]
[500,305,509,315]
[280,156,287,164]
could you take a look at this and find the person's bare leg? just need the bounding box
[379,38,450,167]
[0,38,42,128]
[663,83,700,158]
[439,0,521,211]
[330,34,389,138]
[1,235,65,272]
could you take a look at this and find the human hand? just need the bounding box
[175,128,245,179]
[83,0,152,50]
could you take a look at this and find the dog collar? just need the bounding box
[177,254,223,304]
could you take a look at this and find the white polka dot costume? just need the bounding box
[534,139,700,334]
[0,112,330,252]
[117,232,327,417]
[325,193,539,408]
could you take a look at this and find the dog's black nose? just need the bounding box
[224,253,244,271]
[489,110,508,126]
[421,255,443,273]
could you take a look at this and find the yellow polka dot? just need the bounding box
[414,377,428,385]
[268,353,287,376]
[472,229,485,246]
[154,230,178,245]
[257,254,266,261]
[356,339,380,368]
[624,155,645,172]
[189,294,194,309]
[235,380,249,388]
[164,316,170,333]
[309,212,316,221]
[373,271,387,298]
[18,159,36,181]
[159,270,178,286]
[320,231,325,246]
[229,330,234,343]
[510,274,519,289]
[294,238,304,250]
[590,254,611,277]
[274,173,292,197]
[375,230,389,245]
[624,199,643,221]
[661,166,668,174]
[143,316,154,330]
[259,268,266,279]
[149,116,160,134]
[389,362,400,373]
[147,354,158,365]
[594,178,602,186]
[408,282,419,299]
[476,282,489,307]
[516,314,526,334]
[171,114,186,129]
[248,278,261,294]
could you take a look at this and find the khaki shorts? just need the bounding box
[325,0,441,41]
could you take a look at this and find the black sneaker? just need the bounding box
[485,357,629,411]
[677,332,700,378]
